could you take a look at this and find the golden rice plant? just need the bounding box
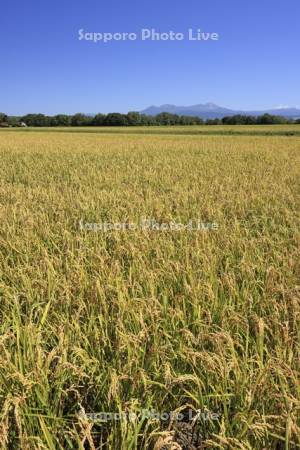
[0,129,299,449]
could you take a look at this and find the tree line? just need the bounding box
[0,111,299,127]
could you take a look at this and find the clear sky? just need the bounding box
[1,0,299,115]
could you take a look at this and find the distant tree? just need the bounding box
[7,116,20,127]
[51,114,71,126]
[126,112,141,126]
[0,113,8,123]
[206,118,222,125]
[155,112,178,125]
[137,114,154,125]
[104,113,128,126]
[244,116,257,125]
[179,115,203,125]
[257,113,288,125]
[92,113,106,126]
[21,114,51,126]
[8,110,296,127]
[71,113,92,126]
[224,114,261,125]
[179,115,191,125]
[156,112,171,125]
[222,115,246,125]
[256,114,273,125]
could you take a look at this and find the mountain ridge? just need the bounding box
[140,103,300,119]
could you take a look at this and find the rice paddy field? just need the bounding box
[0,127,299,449]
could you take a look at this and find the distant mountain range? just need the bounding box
[140,103,300,119]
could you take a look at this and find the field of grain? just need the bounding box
[4,125,300,136]
[0,129,299,449]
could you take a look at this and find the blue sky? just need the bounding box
[1,0,299,115]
